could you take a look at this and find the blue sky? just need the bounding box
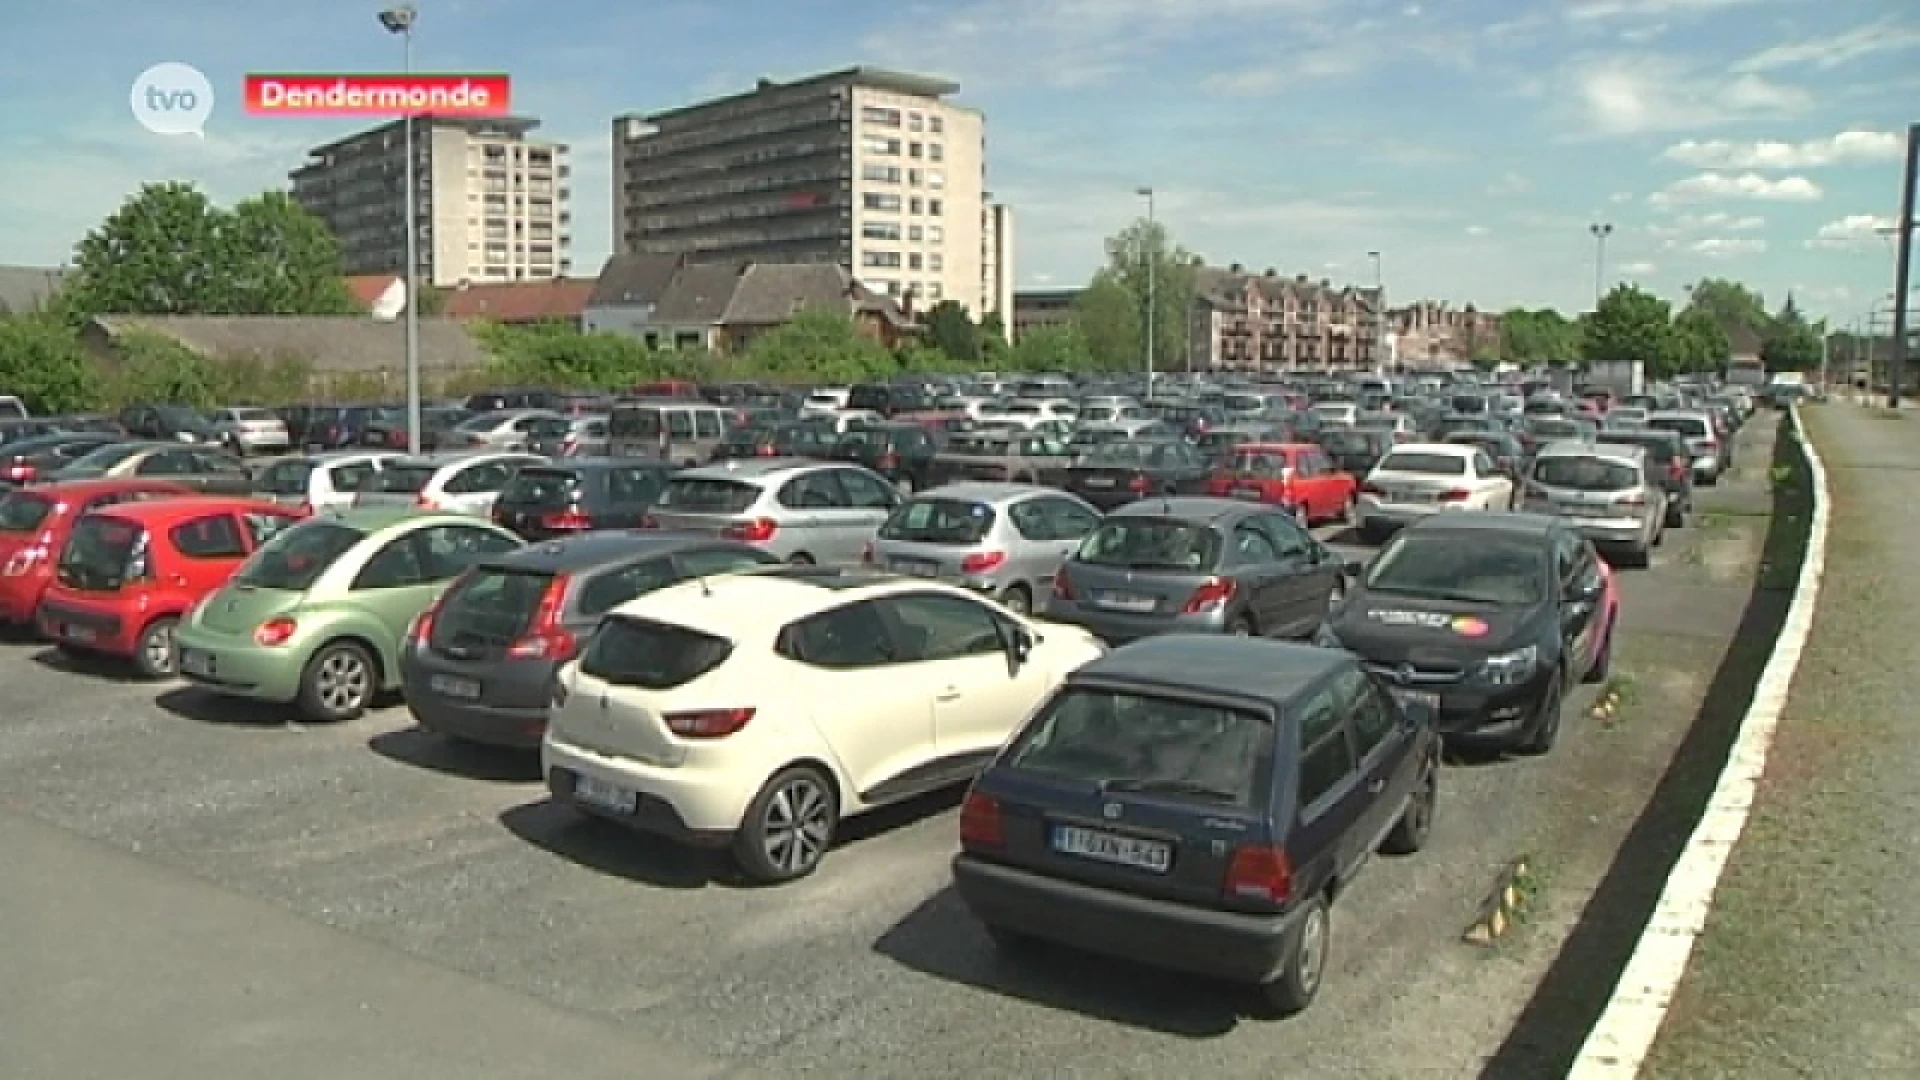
[0,0,1913,324]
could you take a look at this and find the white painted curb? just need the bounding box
[1566,404,1831,1078]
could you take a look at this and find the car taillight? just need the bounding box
[3,463,34,482]
[3,543,48,576]
[507,574,577,660]
[1670,456,1688,481]
[1128,472,1151,493]
[861,541,875,565]
[721,517,778,543]
[254,616,297,646]
[1183,576,1236,614]
[638,514,660,529]
[663,707,755,738]
[560,438,580,457]
[388,430,407,447]
[1437,489,1471,503]
[539,508,593,531]
[1224,844,1294,905]
[757,444,778,456]
[960,550,1006,574]
[878,451,900,471]
[415,494,440,510]
[1616,495,1646,509]
[1051,566,1075,601]
[959,790,1005,851]
[407,601,439,644]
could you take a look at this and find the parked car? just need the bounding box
[37,497,303,677]
[358,405,474,452]
[50,442,254,495]
[402,532,778,749]
[829,423,941,492]
[446,409,564,451]
[1520,442,1666,568]
[1595,427,1693,527]
[1203,442,1357,525]
[0,434,124,488]
[1443,430,1527,488]
[606,401,738,464]
[1315,427,1395,477]
[208,407,292,456]
[1046,497,1351,644]
[0,479,192,627]
[865,483,1100,615]
[1194,425,1288,467]
[641,459,901,566]
[1355,444,1515,544]
[1518,415,1596,457]
[541,567,1107,881]
[1316,511,1618,753]
[490,459,675,540]
[709,421,839,462]
[524,414,610,459]
[1647,410,1727,485]
[118,404,217,444]
[952,634,1440,1015]
[350,451,544,517]
[252,451,401,514]
[173,508,525,721]
[1061,439,1214,511]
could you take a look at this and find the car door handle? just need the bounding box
[935,687,962,702]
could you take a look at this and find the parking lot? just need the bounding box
[0,419,1777,1079]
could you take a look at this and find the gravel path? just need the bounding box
[1645,403,1920,1077]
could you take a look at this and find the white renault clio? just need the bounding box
[542,567,1105,882]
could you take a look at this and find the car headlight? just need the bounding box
[1478,644,1539,686]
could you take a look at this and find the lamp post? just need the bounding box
[1366,250,1383,372]
[1137,186,1156,389]
[1588,222,1613,307]
[380,5,422,455]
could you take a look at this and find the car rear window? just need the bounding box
[1076,518,1221,571]
[1533,456,1641,491]
[364,465,438,493]
[1004,688,1271,808]
[57,516,144,590]
[430,567,554,651]
[880,498,994,544]
[255,458,317,496]
[1650,416,1709,438]
[328,461,381,493]
[232,520,365,591]
[233,408,277,422]
[526,417,573,439]
[0,491,54,532]
[609,407,664,438]
[656,477,760,513]
[1226,450,1289,476]
[498,468,581,509]
[580,616,733,690]
[1376,452,1467,475]
[1322,430,1377,452]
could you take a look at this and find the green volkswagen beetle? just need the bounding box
[173,507,524,721]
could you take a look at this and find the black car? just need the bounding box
[117,404,216,444]
[845,382,936,417]
[1597,428,1693,527]
[1317,513,1617,754]
[829,423,940,491]
[402,531,778,749]
[952,635,1440,1015]
[710,421,838,462]
[0,433,123,487]
[490,459,676,541]
[1061,439,1213,510]
[1317,427,1393,476]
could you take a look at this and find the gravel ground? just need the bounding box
[1643,403,1920,1078]
[0,429,1776,1079]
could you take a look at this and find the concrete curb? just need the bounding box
[1566,404,1831,1078]
[1463,856,1534,946]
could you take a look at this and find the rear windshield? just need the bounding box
[255,458,317,496]
[231,408,277,422]
[880,498,995,544]
[1650,416,1709,438]
[656,477,760,513]
[526,417,573,438]
[1227,451,1289,476]
[453,414,498,433]
[57,516,144,590]
[846,386,891,411]
[328,460,381,493]
[1377,452,1466,475]
[498,469,581,508]
[1322,430,1378,452]
[364,465,438,493]
[0,491,54,532]
[431,567,554,650]
[1005,688,1270,808]
[1528,420,1582,439]
[232,521,364,591]
[1079,443,1159,467]
[580,616,733,690]
[1533,456,1641,491]
[1076,518,1220,571]
[609,407,663,438]
[63,443,147,474]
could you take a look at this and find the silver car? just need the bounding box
[1521,441,1666,567]
[351,450,546,517]
[526,414,610,459]
[446,408,564,451]
[865,483,1101,615]
[1647,410,1725,484]
[253,450,403,513]
[644,458,901,565]
[209,407,291,456]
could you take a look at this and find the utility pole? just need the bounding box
[1137,187,1156,391]
[1367,250,1384,372]
[1890,122,1917,408]
[380,5,422,454]
[1589,223,1613,308]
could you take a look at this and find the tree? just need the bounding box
[739,309,893,384]
[1682,278,1769,341]
[1582,284,1672,368]
[921,300,981,366]
[0,315,100,413]
[1099,218,1198,376]
[61,182,356,321]
[1006,324,1094,373]
[1499,308,1582,365]
[1761,298,1823,372]
[103,331,223,408]
[1072,275,1143,373]
[1661,307,1731,377]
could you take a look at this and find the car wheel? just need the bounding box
[1624,542,1652,569]
[1665,501,1685,528]
[1259,894,1330,1016]
[1293,503,1310,527]
[733,765,839,884]
[1228,615,1256,636]
[132,616,180,680]
[1517,670,1565,755]
[1585,620,1614,683]
[298,640,376,722]
[999,583,1032,615]
[787,552,815,566]
[1380,753,1437,855]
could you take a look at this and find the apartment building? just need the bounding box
[611,66,1010,321]
[291,116,573,288]
[1189,266,1384,371]
[1386,301,1501,368]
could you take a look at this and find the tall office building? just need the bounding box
[611,67,1011,320]
[291,116,573,288]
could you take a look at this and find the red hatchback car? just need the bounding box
[0,479,192,628]
[1204,441,1358,525]
[36,496,302,678]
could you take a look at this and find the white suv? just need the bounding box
[542,567,1105,882]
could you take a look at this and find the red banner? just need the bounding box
[244,73,511,116]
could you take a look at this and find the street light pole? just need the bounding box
[380,5,422,455]
[1888,122,1917,407]
[1589,222,1613,307]
[1137,187,1156,390]
[1366,250,1383,372]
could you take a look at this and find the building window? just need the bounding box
[863,193,902,211]
[862,251,903,269]
[908,225,923,241]
[929,199,944,216]
[862,106,902,126]
[929,254,944,271]
[927,170,945,189]
[862,164,901,183]
[909,142,923,159]
[927,282,943,300]
[862,136,900,155]
[929,143,944,162]
[907,169,922,186]
[909,253,923,270]
[862,222,902,241]
[910,197,924,214]
[929,116,944,134]
[928,225,945,242]
[885,281,902,297]
[907,112,924,132]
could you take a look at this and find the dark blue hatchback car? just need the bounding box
[952,634,1440,1014]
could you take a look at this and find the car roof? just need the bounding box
[610,566,960,637]
[388,450,538,467]
[23,477,191,498]
[87,495,284,523]
[479,530,761,573]
[305,506,467,531]
[1233,441,1318,453]
[1069,635,1350,710]
[1402,509,1559,537]
[518,457,670,472]
[676,458,835,481]
[1380,442,1477,458]
[913,481,1058,504]
[1109,496,1260,524]
[1536,440,1645,460]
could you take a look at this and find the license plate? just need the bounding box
[1080,476,1116,488]
[179,648,214,676]
[1392,688,1441,712]
[1052,825,1172,872]
[1560,503,1611,517]
[890,559,940,577]
[62,624,96,644]
[1390,490,1430,503]
[429,674,481,700]
[1234,486,1266,500]
[1096,591,1156,613]
[573,774,638,814]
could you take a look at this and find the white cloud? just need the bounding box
[1659,130,1904,170]
[1690,236,1767,257]
[1808,214,1897,250]
[1567,0,1760,21]
[1565,55,1811,137]
[1610,191,1635,204]
[1465,225,1490,236]
[1739,18,1920,73]
[1618,260,1659,275]
[1486,172,1532,196]
[1649,172,1823,206]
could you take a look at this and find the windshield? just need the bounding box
[1005,689,1269,808]
[0,491,55,532]
[580,616,733,689]
[1533,456,1641,492]
[232,520,365,591]
[1528,420,1582,439]
[656,476,760,513]
[1227,450,1289,476]
[1365,532,1546,606]
[61,443,147,474]
[430,567,554,652]
[1650,416,1710,438]
[1376,452,1466,476]
[880,498,995,544]
[255,458,317,497]
[1076,518,1220,571]
[57,515,144,591]
[363,465,437,494]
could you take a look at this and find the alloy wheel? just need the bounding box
[1295,903,1329,997]
[761,774,833,875]
[317,650,371,713]
[143,624,176,674]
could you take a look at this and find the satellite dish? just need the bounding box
[370,278,407,321]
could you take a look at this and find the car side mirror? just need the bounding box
[1568,578,1603,603]
[1005,626,1035,674]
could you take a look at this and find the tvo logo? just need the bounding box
[130,62,214,137]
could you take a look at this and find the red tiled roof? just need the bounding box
[345,274,401,308]
[442,279,597,322]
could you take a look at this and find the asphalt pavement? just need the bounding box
[0,421,1777,1079]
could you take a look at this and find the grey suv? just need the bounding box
[643,458,902,565]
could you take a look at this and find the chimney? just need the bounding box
[1229,261,1244,273]
[1320,278,1330,288]
[1263,268,1276,277]
[1296,274,1308,284]
[757,77,775,90]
